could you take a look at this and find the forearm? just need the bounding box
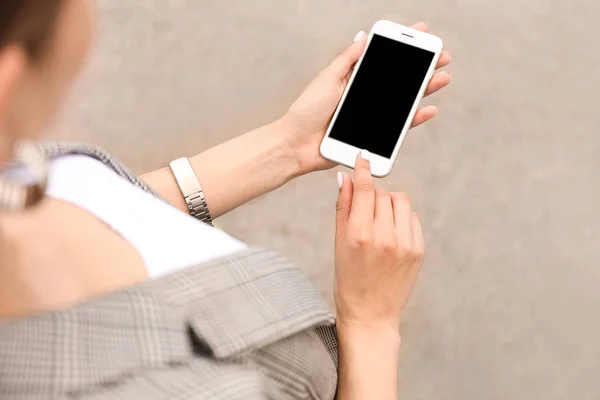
[336,325,402,400]
[141,119,300,218]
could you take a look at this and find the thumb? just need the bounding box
[327,30,367,79]
[336,172,353,234]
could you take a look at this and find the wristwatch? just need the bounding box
[169,157,213,225]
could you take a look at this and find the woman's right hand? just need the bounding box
[334,150,425,336]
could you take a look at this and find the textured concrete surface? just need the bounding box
[57,1,600,398]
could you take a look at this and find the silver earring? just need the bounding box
[0,141,48,211]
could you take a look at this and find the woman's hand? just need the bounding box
[334,151,425,334]
[334,151,426,400]
[145,23,449,222]
[282,22,452,175]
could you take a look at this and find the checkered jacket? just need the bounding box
[0,143,338,399]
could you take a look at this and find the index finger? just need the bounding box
[349,150,376,227]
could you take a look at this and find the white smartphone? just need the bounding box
[320,20,444,177]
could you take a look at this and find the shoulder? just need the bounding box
[0,248,338,399]
[37,141,163,198]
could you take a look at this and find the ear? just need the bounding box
[0,45,27,124]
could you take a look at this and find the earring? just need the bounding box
[0,141,48,211]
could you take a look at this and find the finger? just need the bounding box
[335,171,354,235]
[374,188,394,224]
[411,105,438,128]
[349,150,376,227]
[411,212,425,257]
[424,71,452,97]
[409,24,451,69]
[328,30,368,79]
[410,22,429,33]
[391,192,414,246]
[436,51,451,69]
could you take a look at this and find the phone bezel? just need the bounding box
[320,20,443,177]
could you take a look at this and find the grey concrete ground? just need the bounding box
[57,1,600,398]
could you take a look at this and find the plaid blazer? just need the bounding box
[0,143,338,399]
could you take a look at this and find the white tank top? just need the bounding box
[6,155,247,278]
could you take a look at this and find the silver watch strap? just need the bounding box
[169,157,213,225]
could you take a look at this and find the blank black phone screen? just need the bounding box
[329,34,435,158]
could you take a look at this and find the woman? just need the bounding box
[0,1,451,399]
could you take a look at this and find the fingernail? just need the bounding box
[337,172,344,189]
[447,72,452,81]
[360,149,370,161]
[353,30,365,42]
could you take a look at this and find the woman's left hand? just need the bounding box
[281,22,452,174]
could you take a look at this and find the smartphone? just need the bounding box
[320,20,443,177]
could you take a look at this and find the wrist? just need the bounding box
[337,320,402,353]
[275,114,326,177]
[336,320,402,399]
[264,118,304,181]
